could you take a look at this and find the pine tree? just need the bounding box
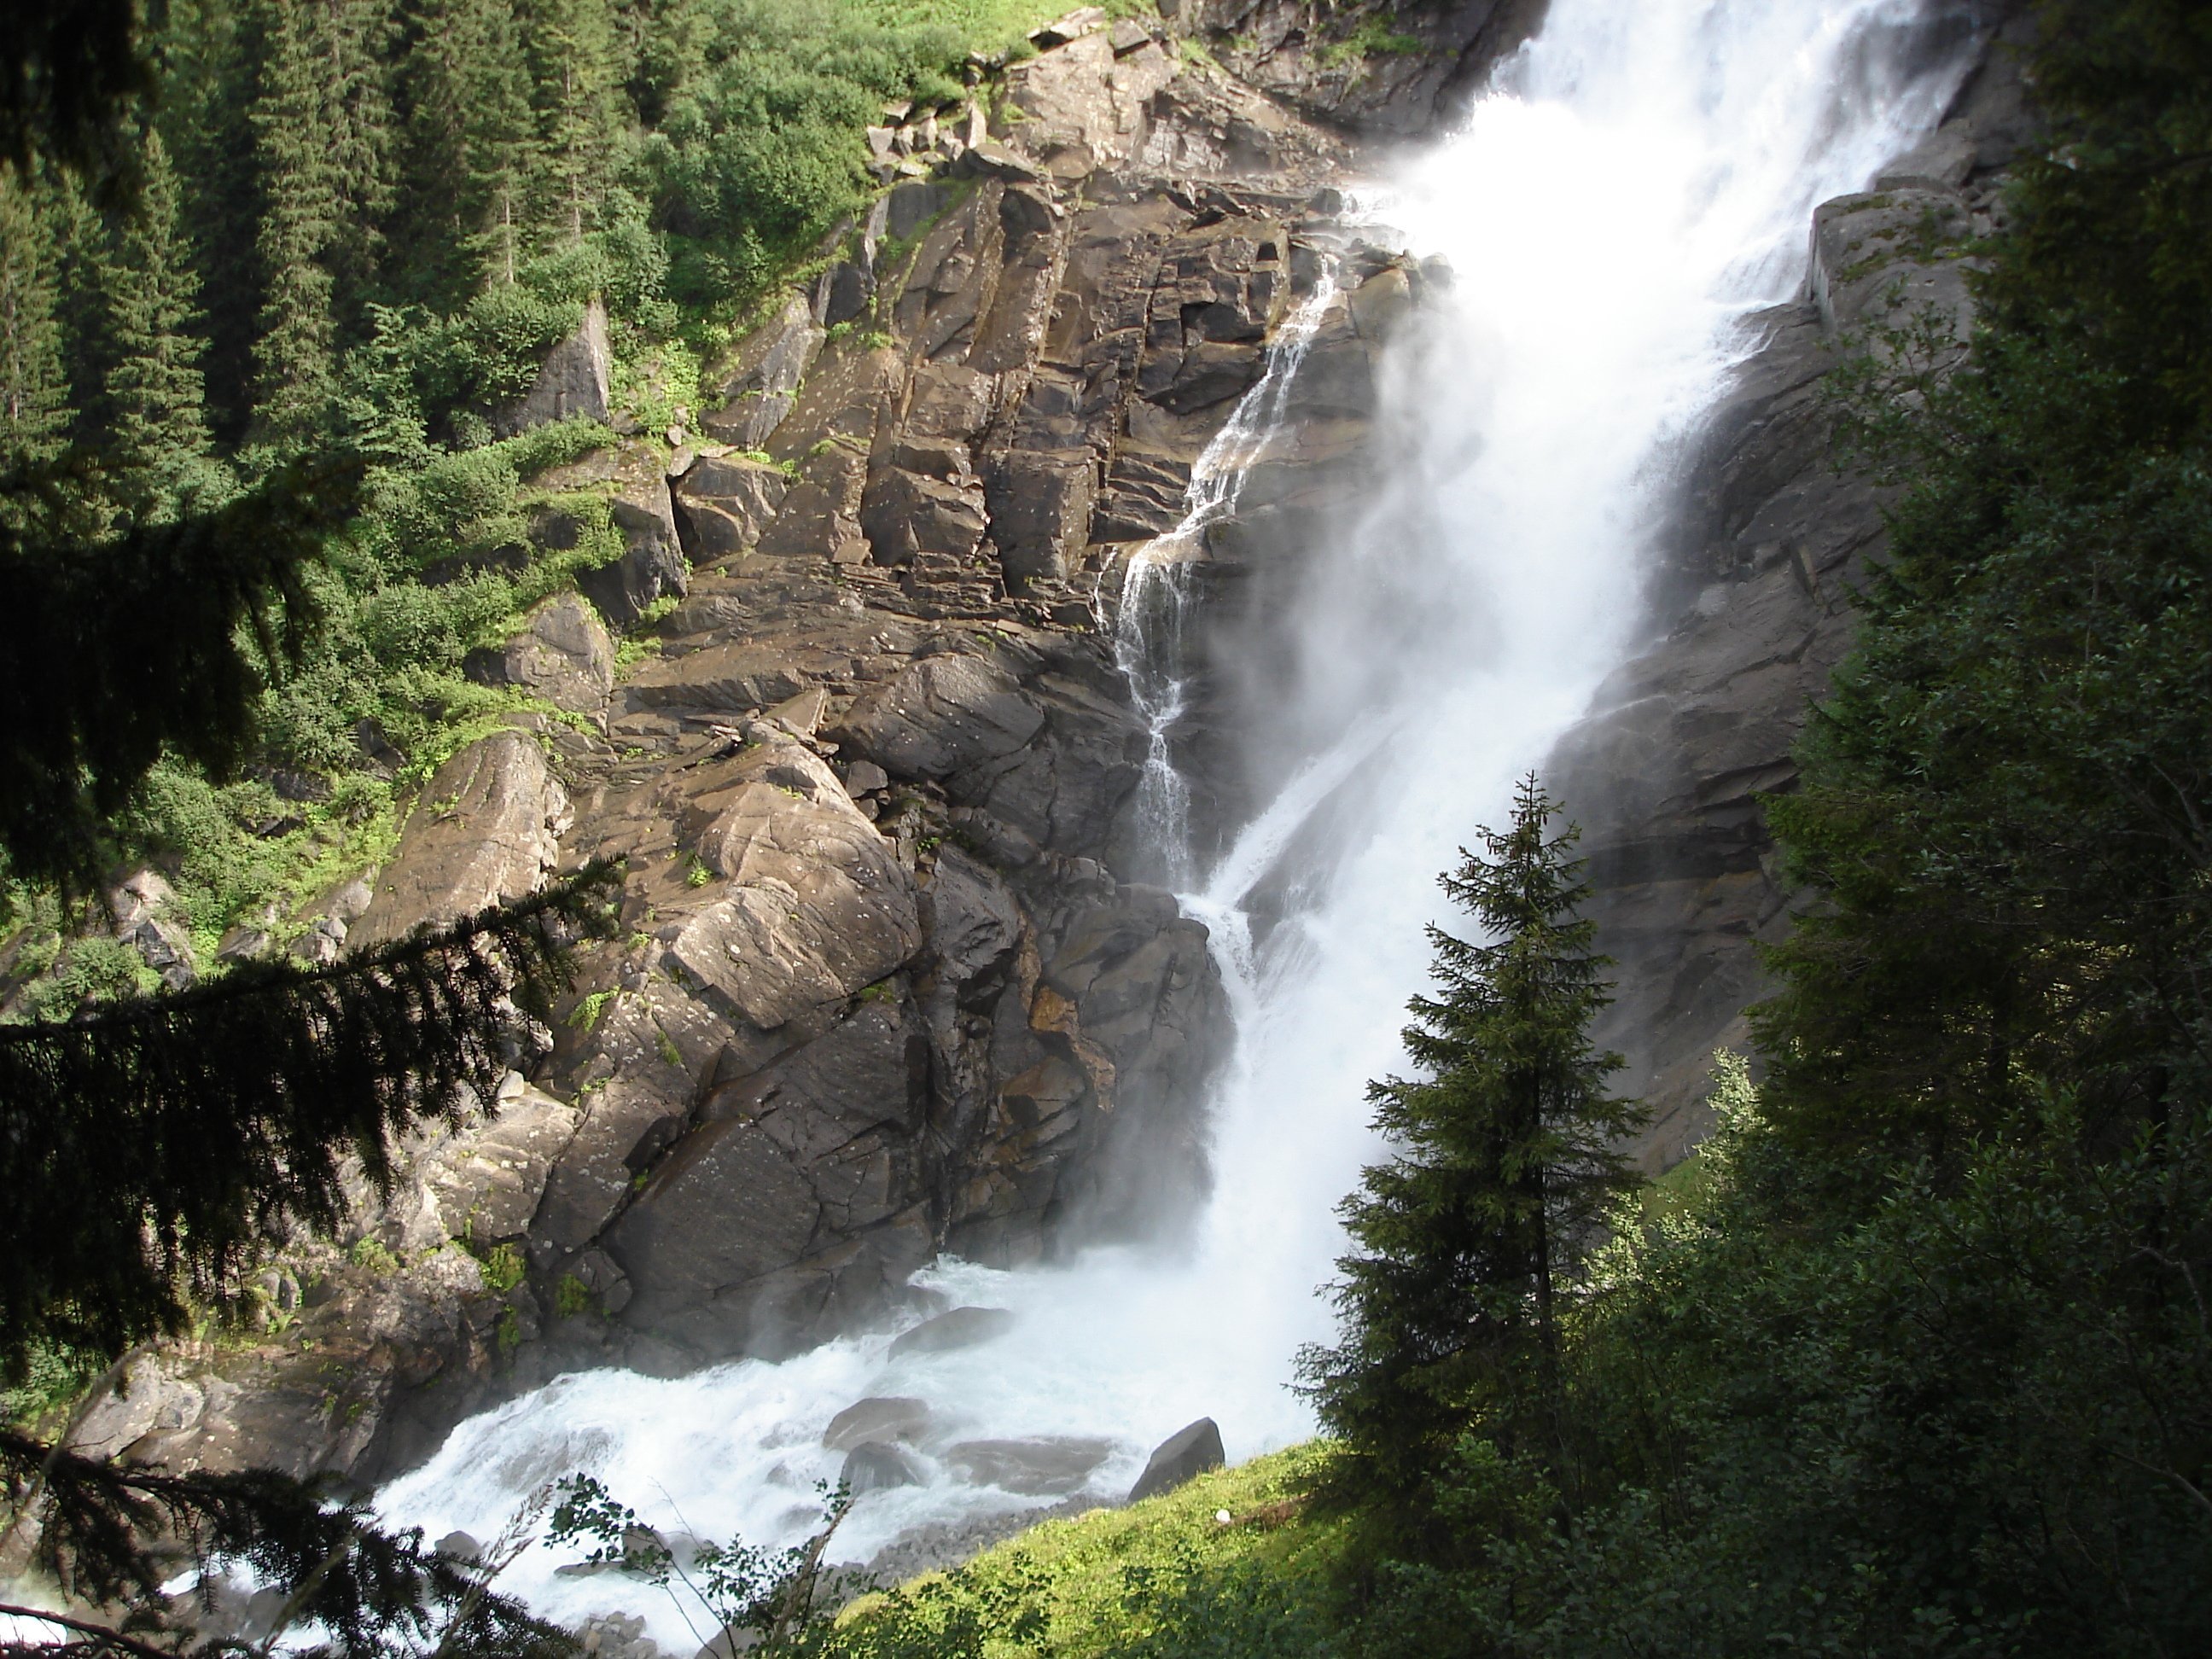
[394,0,543,308]
[162,0,272,445]
[1299,774,1644,1516]
[0,168,73,480]
[521,0,626,244]
[102,127,220,515]
[249,0,395,451]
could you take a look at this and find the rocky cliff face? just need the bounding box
[112,9,1438,1487]
[1546,8,2039,1166]
[90,2,2036,1490]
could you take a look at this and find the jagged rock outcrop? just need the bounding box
[122,11,1404,1487]
[1190,0,1547,139]
[1545,12,2038,1165]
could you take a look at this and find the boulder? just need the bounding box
[944,1435,1111,1496]
[484,592,614,713]
[827,654,1045,782]
[107,866,195,990]
[580,482,688,628]
[670,455,791,565]
[860,466,989,567]
[702,294,824,450]
[823,1395,932,1452]
[986,454,1097,585]
[888,1305,1016,1358]
[661,742,922,1031]
[841,1441,924,1494]
[1126,1417,1225,1503]
[494,297,609,436]
[351,732,570,950]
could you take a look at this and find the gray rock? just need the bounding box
[671,455,792,565]
[987,453,1096,585]
[944,1435,1111,1496]
[823,1395,932,1452]
[701,294,824,451]
[581,483,690,628]
[494,297,610,436]
[827,654,1045,782]
[841,1440,924,1493]
[351,731,570,951]
[434,1530,483,1563]
[1126,1417,1224,1503]
[490,592,614,713]
[889,1305,1015,1358]
[661,742,922,1031]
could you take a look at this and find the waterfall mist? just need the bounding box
[378,3,1975,1643]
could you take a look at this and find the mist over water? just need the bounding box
[379,3,1973,1642]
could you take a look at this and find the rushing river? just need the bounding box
[380,3,1974,1645]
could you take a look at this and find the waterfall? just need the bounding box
[377,3,1974,1644]
[1109,266,1343,888]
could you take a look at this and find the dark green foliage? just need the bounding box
[0,171,74,480]
[0,865,618,1372]
[102,128,221,515]
[0,462,342,894]
[1,1429,578,1656]
[0,0,152,198]
[1300,776,1641,1533]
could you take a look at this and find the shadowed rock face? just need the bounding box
[1545,9,2036,1166]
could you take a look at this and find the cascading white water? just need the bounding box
[1109,267,1343,887]
[379,4,1973,1644]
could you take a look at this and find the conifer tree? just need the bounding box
[521,0,626,243]
[395,0,543,307]
[0,168,73,480]
[102,128,220,515]
[250,0,395,451]
[1299,775,1644,1513]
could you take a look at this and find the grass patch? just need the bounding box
[841,1447,1348,1655]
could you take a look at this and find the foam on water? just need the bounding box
[379,3,1974,1644]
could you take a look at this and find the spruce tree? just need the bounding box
[0,168,73,481]
[1299,774,1644,1515]
[102,127,220,515]
[249,0,394,451]
[394,0,543,307]
[521,0,625,244]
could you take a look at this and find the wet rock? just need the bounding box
[843,1441,925,1493]
[1126,1417,1225,1503]
[351,732,570,951]
[889,1305,1016,1357]
[434,1530,483,1563]
[1809,186,1976,340]
[945,1435,1111,1496]
[824,1395,933,1451]
[495,297,609,435]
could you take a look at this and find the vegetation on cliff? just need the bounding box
[0,0,1073,982]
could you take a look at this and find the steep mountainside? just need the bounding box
[57,0,2027,1498]
[88,8,1449,1487]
